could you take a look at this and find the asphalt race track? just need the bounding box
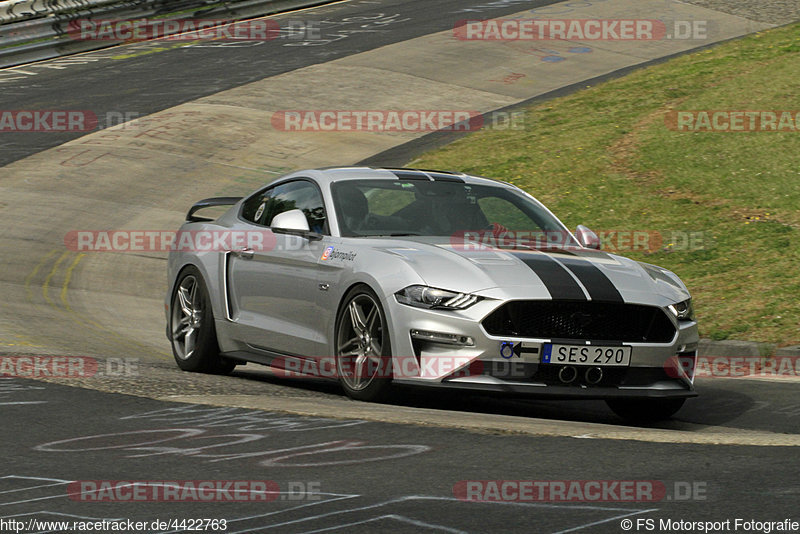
[1,0,799,532]
[2,379,799,533]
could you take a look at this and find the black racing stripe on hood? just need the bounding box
[511,253,586,301]
[554,256,624,303]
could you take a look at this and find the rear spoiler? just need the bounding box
[186,197,242,222]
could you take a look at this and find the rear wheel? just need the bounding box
[335,285,392,401]
[606,398,686,423]
[170,266,235,374]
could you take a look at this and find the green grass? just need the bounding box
[411,24,800,344]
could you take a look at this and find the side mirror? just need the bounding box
[271,209,310,233]
[575,224,601,249]
[270,209,322,241]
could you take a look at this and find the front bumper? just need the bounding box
[392,377,697,399]
[384,295,699,400]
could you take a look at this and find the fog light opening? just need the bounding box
[410,329,474,346]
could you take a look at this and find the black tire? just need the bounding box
[334,284,392,402]
[169,265,235,375]
[606,398,686,423]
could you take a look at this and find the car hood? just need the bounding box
[372,237,690,306]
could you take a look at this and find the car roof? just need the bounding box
[272,166,513,188]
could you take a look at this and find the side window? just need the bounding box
[241,180,327,234]
[241,188,271,224]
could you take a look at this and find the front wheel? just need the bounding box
[170,266,235,375]
[606,398,686,423]
[335,285,392,402]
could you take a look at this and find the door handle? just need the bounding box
[234,248,254,260]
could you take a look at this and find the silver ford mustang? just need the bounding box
[166,167,699,421]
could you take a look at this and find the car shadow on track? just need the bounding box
[226,367,766,431]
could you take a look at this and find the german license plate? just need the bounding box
[542,344,631,367]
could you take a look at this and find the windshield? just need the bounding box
[330,179,577,248]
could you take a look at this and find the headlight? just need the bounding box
[395,285,481,310]
[668,299,694,321]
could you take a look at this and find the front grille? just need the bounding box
[482,301,676,343]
